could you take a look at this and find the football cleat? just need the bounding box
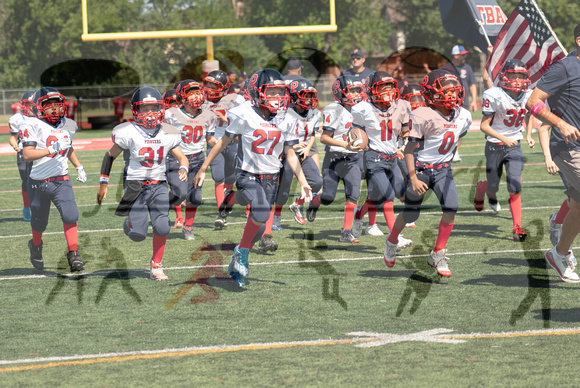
[488,196,501,212]
[513,224,527,242]
[272,215,282,231]
[150,262,169,280]
[289,202,306,225]
[174,216,184,228]
[23,207,31,222]
[219,190,235,219]
[549,213,562,246]
[397,235,413,250]
[229,245,249,279]
[545,247,580,283]
[214,217,228,229]
[384,239,397,268]
[256,234,278,253]
[182,226,195,240]
[405,222,417,228]
[28,239,44,271]
[428,249,452,277]
[352,209,364,238]
[365,223,384,236]
[473,181,487,212]
[306,204,318,222]
[67,250,85,272]
[339,229,360,244]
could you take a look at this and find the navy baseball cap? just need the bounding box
[351,48,365,58]
[286,58,303,70]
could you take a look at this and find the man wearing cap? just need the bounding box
[341,49,374,80]
[227,70,238,85]
[451,45,477,112]
[284,58,303,81]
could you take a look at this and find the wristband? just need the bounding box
[179,165,188,172]
[530,101,547,117]
[99,174,110,184]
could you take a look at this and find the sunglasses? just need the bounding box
[350,55,363,60]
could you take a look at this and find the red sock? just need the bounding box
[22,191,30,208]
[225,183,234,191]
[63,223,78,251]
[264,207,276,235]
[174,205,182,219]
[509,193,522,227]
[555,199,569,224]
[382,201,395,231]
[343,203,357,232]
[240,218,262,249]
[387,225,403,244]
[295,197,304,206]
[32,229,43,246]
[311,195,321,207]
[356,198,373,219]
[274,204,283,217]
[434,219,455,252]
[184,205,197,227]
[215,183,225,209]
[151,234,167,266]
[368,204,377,225]
[227,191,238,205]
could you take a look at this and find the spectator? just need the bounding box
[393,66,409,90]
[451,45,477,111]
[284,58,303,81]
[227,70,238,85]
[341,48,374,80]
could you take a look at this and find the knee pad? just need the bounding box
[251,205,271,224]
[152,216,171,237]
[61,208,79,225]
[187,190,203,207]
[401,207,421,224]
[320,195,334,206]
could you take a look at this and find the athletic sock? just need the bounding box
[555,199,569,224]
[63,222,78,251]
[509,193,522,228]
[184,205,197,227]
[382,201,395,231]
[343,203,357,232]
[151,234,167,266]
[434,219,454,252]
[215,183,225,210]
[240,218,262,249]
[387,225,403,245]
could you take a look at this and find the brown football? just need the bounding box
[347,127,368,149]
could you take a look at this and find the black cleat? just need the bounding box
[28,239,44,271]
[256,234,278,253]
[219,190,235,219]
[67,250,85,272]
[306,205,318,222]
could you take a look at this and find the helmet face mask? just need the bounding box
[421,70,464,110]
[288,78,319,111]
[176,80,204,109]
[131,87,165,129]
[369,72,399,106]
[500,59,530,94]
[249,69,290,114]
[162,90,180,110]
[203,70,230,102]
[20,90,36,117]
[332,75,364,107]
[33,87,66,125]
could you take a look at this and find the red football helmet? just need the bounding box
[421,69,464,110]
[203,70,230,103]
[176,79,204,109]
[287,77,319,110]
[249,68,290,113]
[368,71,399,107]
[32,87,66,125]
[131,87,164,129]
[500,59,530,93]
[401,83,426,110]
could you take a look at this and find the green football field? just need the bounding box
[1,130,579,386]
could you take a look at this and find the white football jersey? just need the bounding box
[9,113,29,148]
[351,100,410,154]
[164,107,217,155]
[20,117,78,180]
[321,102,355,154]
[283,107,321,154]
[481,87,532,143]
[113,122,181,181]
[225,105,297,174]
[202,93,245,139]
[409,106,472,165]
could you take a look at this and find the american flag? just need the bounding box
[485,0,566,87]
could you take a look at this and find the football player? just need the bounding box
[305,75,366,243]
[201,70,245,228]
[9,90,35,221]
[271,78,323,237]
[474,59,535,242]
[193,68,312,287]
[97,87,189,280]
[350,71,412,249]
[21,87,88,273]
[384,69,471,277]
[165,80,216,240]
[162,89,181,110]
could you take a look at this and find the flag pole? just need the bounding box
[530,0,568,55]
[476,19,492,47]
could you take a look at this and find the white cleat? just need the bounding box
[365,223,384,236]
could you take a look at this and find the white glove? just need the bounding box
[47,141,71,155]
[76,166,87,183]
